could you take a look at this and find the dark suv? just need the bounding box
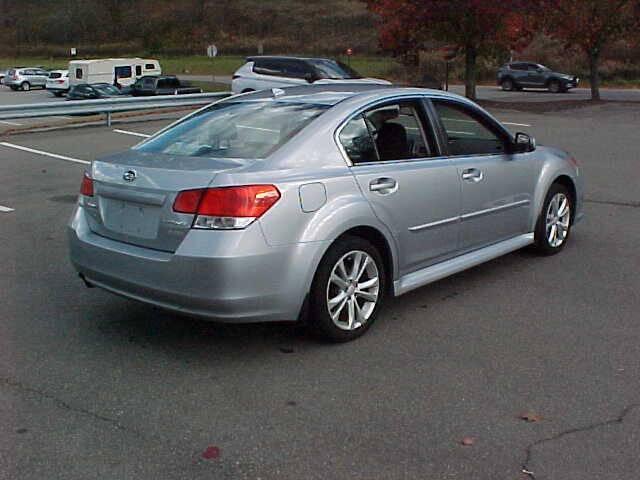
[497,62,579,93]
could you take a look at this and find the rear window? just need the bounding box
[145,63,156,70]
[49,72,62,79]
[135,101,330,160]
[158,77,180,88]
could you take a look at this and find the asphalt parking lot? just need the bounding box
[1,102,639,479]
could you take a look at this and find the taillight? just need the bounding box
[80,173,94,197]
[173,185,280,230]
[568,156,580,167]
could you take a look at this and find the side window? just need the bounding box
[135,65,142,76]
[527,64,540,71]
[282,60,309,79]
[115,66,132,78]
[433,101,507,156]
[143,78,155,88]
[339,115,378,163]
[511,63,527,71]
[363,102,432,161]
[145,63,156,70]
[253,60,283,76]
[76,68,83,79]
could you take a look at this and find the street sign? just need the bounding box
[70,47,77,56]
[206,44,218,58]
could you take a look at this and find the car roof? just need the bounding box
[246,56,336,63]
[234,84,471,107]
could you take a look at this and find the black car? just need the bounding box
[67,83,124,100]
[131,75,203,96]
[497,62,579,93]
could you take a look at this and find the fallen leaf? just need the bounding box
[202,446,221,460]
[519,412,543,423]
[460,436,475,446]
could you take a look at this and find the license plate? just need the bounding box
[103,199,160,239]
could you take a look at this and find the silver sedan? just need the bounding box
[68,85,584,342]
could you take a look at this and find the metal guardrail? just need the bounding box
[0,92,232,126]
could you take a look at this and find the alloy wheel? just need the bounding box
[546,193,571,247]
[326,250,380,331]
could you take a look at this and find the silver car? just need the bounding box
[68,85,584,342]
[5,67,50,91]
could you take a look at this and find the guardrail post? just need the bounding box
[106,112,112,127]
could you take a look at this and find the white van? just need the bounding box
[68,58,161,87]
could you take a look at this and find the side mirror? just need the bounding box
[304,73,317,84]
[513,132,536,153]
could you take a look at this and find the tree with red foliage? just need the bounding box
[366,0,531,99]
[535,0,640,100]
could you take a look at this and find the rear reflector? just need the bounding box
[173,185,280,230]
[80,173,94,196]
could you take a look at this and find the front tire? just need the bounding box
[308,236,386,342]
[548,80,562,93]
[533,184,573,255]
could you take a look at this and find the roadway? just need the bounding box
[1,102,639,479]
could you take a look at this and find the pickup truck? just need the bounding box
[130,75,203,96]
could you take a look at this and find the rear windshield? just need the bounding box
[93,84,120,95]
[49,72,62,79]
[135,101,330,159]
[307,59,362,79]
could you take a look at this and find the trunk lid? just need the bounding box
[86,150,251,252]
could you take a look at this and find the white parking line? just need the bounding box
[502,121,532,127]
[0,120,23,126]
[0,142,90,165]
[0,205,14,212]
[113,129,151,138]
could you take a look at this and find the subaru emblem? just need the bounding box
[123,170,137,182]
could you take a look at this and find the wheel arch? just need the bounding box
[552,175,577,223]
[333,225,396,295]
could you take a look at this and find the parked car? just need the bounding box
[66,83,124,100]
[0,70,5,84]
[231,56,391,93]
[497,62,579,93]
[131,75,203,96]
[46,70,70,96]
[4,67,50,91]
[68,85,583,342]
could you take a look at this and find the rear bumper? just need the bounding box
[68,205,327,322]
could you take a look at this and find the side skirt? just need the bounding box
[393,233,534,296]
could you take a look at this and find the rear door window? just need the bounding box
[252,59,285,76]
[432,101,507,156]
[135,65,142,76]
[339,100,435,163]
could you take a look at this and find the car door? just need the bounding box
[526,64,546,87]
[340,98,461,277]
[430,99,535,252]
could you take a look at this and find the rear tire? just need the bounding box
[21,82,31,91]
[533,183,573,255]
[501,78,515,91]
[308,236,386,342]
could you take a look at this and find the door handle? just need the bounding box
[369,177,398,194]
[461,168,483,182]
